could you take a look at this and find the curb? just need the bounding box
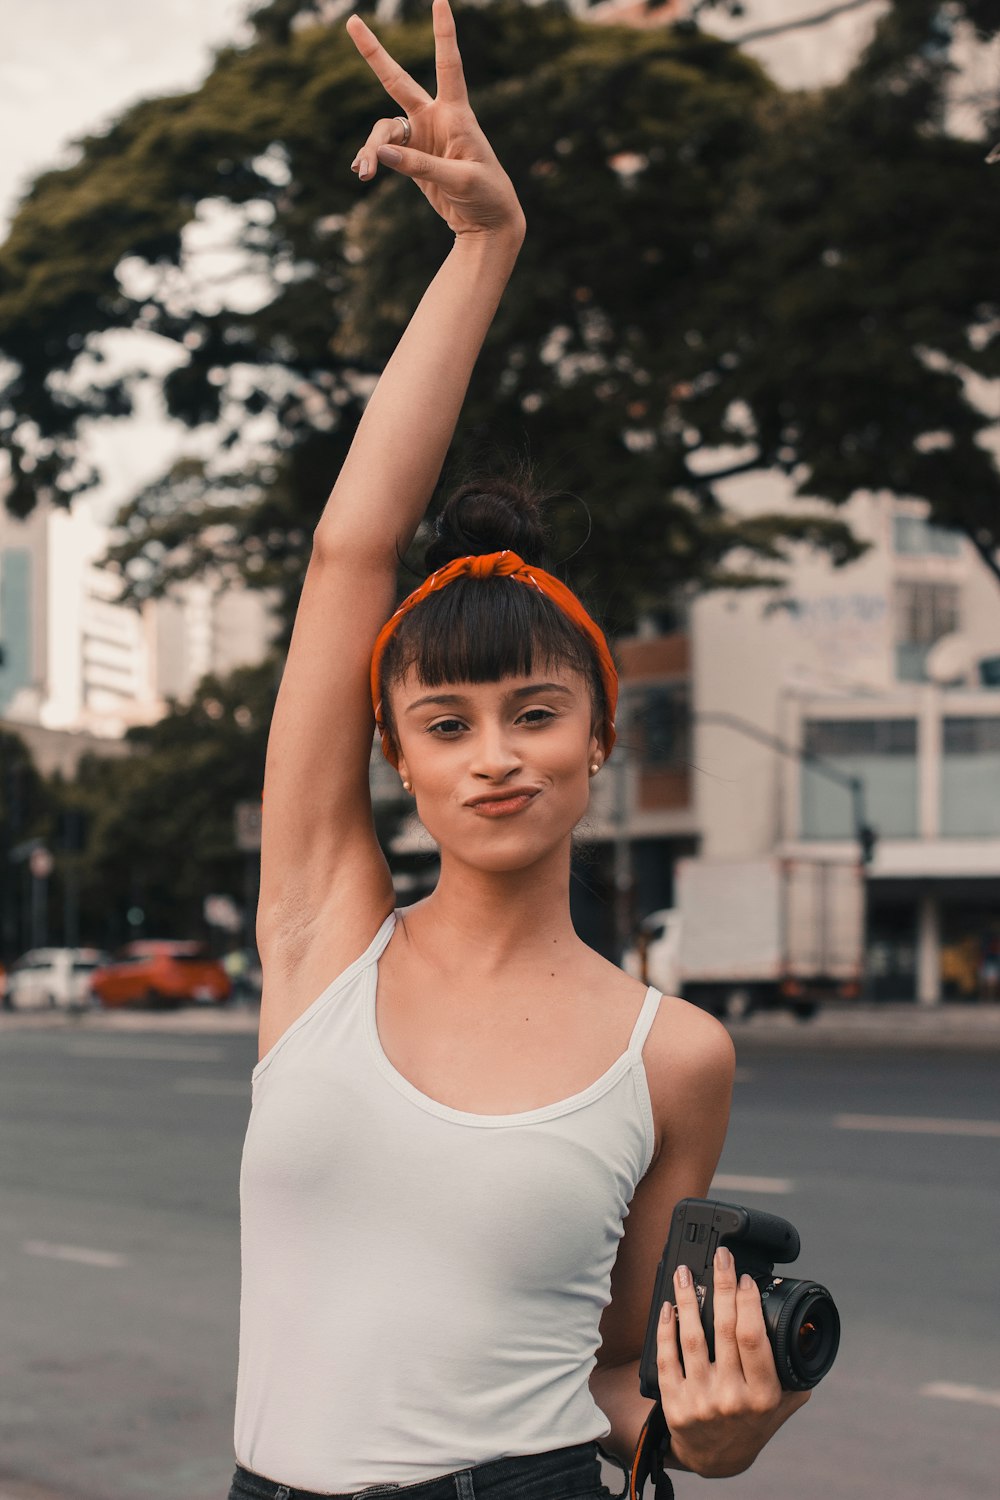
[4,1003,1000,1050]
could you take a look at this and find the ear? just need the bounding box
[588,727,602,770]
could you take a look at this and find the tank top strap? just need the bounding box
[627,986,662,1056]
[372,908,398,959]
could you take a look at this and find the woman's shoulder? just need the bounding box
[639,987,736,1147]
[583,947,733,1063]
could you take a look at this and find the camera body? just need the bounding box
[638,1198,840,1396]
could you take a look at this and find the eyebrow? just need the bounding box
[404,682,575,714]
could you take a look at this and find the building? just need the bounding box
[0,495,277,739]
[691,480,1000,1004]
[0,500,47,723]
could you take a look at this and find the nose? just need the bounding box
[469,722,522,782]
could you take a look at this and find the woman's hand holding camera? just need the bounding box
[656,1245,811,1478]
[346,0,525,245]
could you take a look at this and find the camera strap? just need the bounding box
[629,1403,675,1500]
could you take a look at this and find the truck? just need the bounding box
[627,856,865,1020]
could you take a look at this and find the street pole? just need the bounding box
[612,690,634,961]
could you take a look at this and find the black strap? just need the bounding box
[629,1404,675,1500]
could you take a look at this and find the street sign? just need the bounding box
[235,800,262,852]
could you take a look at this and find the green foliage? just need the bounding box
[57,660,271,946]
[1,0,999,641]
[0,729,51,957]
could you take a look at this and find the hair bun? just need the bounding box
[425,469,554,573]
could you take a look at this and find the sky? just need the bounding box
[0,0,254,523]
[0,0,249,232]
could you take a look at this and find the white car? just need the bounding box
[2,948,111,1011]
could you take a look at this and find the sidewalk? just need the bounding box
[726,1000,1000,1051]
[3,999,1000,1050]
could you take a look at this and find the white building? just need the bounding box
[0,496,277,738]
[691,481,1000,1003]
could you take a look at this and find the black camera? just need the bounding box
[639,1198,840,1395]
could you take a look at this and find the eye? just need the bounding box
[519,708,555,726]
[427,718,467,736]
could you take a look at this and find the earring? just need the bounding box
[589,762,600,775]
[402,779,412,793]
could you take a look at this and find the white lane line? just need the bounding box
[711,1174,794,1195]
[835,1113,1000,1138]
[23,1240,127,1269]
[921,1382,1000,1411]
[65,1041,224,1062]
[174,1078,248,1095]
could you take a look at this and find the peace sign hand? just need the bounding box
[346,0,525,242]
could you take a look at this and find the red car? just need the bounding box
[89,941,232,1009]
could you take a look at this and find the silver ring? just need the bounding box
[394,115,411,147]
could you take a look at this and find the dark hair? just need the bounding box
[377,472,609,753]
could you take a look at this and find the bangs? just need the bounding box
[378,577,605,731]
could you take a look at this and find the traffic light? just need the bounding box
[859,824,878,866]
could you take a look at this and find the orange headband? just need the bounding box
[369,550,618,770]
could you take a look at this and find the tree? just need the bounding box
[1,0,999,630]
[0,0,865,645]
[0,728,52,959]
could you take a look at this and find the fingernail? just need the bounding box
[739,1273,755,1291]
[660,1301,673,1323]
[675,1264,692,1289]
[715,1246,734,1271]
[377,144,401,166]
[358,158,370,179]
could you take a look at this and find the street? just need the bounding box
[0,1019,998,1500]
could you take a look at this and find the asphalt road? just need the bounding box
[0,1025,997,1500]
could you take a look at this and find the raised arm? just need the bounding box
[256,1,524,1031]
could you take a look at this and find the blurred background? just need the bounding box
[0,2,998,1498]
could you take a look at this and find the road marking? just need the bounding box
[65,1041,224,1063]
[711,1174,794,1195]
[921,1382,1000,1411]
[835,1113,1000,1138]
[174,1077,248,1095]
[23,1240,127,1269]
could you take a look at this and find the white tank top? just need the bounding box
[234,910,662,1493]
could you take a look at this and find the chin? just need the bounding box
[427,808,586,874]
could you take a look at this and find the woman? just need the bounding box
[230,5,810,1497]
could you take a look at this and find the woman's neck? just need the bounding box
[405,842,581,978]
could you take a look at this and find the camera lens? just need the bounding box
[798,1317,821,1361]
[760,1279,841,1390]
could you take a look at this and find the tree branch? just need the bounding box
[733,0,879,46]
[685,454,763,484]
[966,528,1000,594]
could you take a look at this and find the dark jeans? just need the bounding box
[228,1439,618,1500]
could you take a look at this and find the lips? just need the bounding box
[466,788,540,816]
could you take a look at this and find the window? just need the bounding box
[804,719,917,757]
[632,683,690,769]
[893,580,960,682]
[801,718,919,839]
[941,717,1000,836]
[893,514,962,557]
[943,718,1000,755]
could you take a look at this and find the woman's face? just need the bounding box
[390,662,603,873]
